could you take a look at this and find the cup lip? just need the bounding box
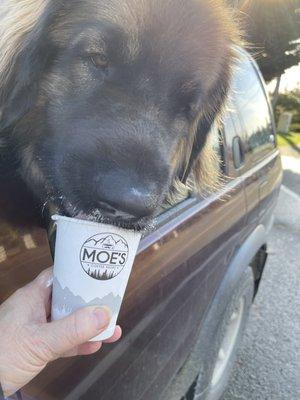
[51,214,140,235]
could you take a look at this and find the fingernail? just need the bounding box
[92,307,111,331]
[46,276,54,288]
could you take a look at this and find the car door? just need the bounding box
[231,52,282,229]
[64,137,248,400]
[1,135,248,400]
[246,59,282,225]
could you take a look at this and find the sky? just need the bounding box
[267,64,300,93]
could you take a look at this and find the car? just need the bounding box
[0,48,282,400]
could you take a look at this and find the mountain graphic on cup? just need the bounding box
[52,277,122,317]
[80,233,129,280]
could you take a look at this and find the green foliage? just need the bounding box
[274,88,300,123]
[240,0,300,82]
[290,123,300,132]
[292,114,300,123]
[276,91,300,111]
[277,131,300,147]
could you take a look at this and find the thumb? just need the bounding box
[38,306,111,360]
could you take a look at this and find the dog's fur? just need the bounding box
[0,0,240,229]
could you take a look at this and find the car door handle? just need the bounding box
[232,136,244,169]
[259,177,268,188]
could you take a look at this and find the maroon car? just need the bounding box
[0,49,282,400]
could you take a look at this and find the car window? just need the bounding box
[211,124,226,174]
[232,56,275,160]
[187,124,224,196]
[158,124,224,216]
[222,107,241,175]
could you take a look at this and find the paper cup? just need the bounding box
[51,215,141,341]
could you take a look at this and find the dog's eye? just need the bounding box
[89,54,108,68]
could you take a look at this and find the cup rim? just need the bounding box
[51,214,140,235]
[52,214,100,227]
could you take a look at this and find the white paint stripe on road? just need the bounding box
[281,155,300,174]
[281,185,300,202]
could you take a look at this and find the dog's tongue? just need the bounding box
[75,210,102,222]
[75,212,89,220]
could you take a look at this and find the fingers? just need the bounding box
[38,306,111,360]
[31,267,54,291]
[24,267,54,312]
[5,268,54,325]
[34,268,54,317]
[63,342,103,357]
[103,325,122,343]
[62,326,122,357]
[38,267,54,314]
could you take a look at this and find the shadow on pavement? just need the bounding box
[282,169,300,196]
[222,188,300,400]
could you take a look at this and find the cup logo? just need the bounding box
[80,233,129,280]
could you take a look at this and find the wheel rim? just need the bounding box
[211,297,245,388]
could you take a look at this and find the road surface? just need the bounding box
[222,154,300,400]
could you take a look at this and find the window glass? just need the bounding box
[233,56,275,158]
[211,124,226,174]
[161,123,224,211]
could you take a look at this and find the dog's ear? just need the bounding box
[182,55,235,193]
[0,3,55,130]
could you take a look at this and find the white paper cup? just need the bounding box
[51,215,141,341]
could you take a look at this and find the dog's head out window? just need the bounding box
[0,0,239,229]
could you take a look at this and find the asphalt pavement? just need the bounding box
[222,152,300,400]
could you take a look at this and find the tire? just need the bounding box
[191,267,254,400]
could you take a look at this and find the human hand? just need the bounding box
[0,268,122,396]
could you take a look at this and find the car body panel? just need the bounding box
[0,176,53,303]
[0,50,282,400]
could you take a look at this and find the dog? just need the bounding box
[0,0,239,229]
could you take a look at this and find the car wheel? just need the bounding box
[191,267,254,400]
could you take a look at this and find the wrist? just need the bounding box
[0,381,7,398]
[0,350,22,397]
[2,384,21,399]
[0,381,9,400]
[0,382,4,400]
[0,383,22,400]
[0,376,15,398]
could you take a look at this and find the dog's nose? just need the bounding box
[98,184,158,219]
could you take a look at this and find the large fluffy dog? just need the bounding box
[0,0,239,229]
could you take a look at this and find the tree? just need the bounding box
[239,0,300,106]
[275,89,300,124]
[277,90,300,112]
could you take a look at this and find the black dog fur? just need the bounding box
[0,0,239,229]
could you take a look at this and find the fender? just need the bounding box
[215,224,267,301]
[162,225,267,400]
